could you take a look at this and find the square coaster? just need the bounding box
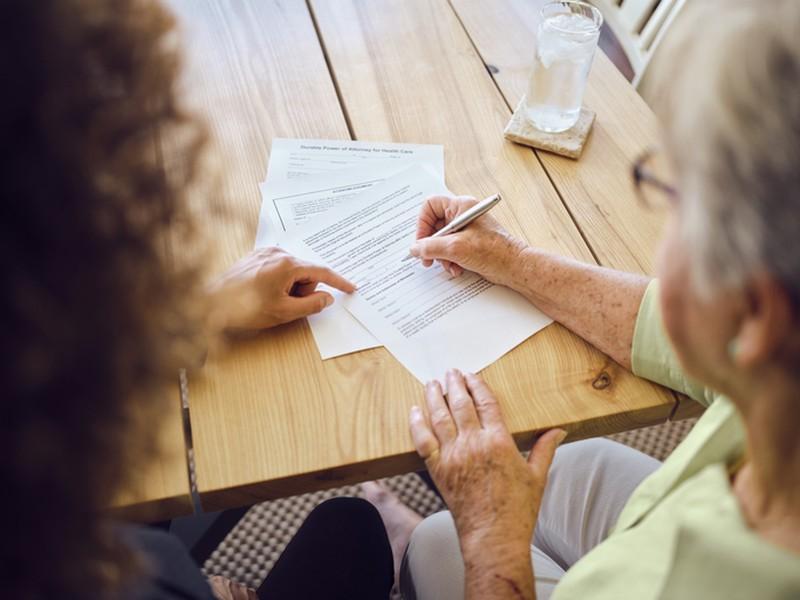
[503,97,595,159]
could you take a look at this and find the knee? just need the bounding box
[307,497,385,541]
[400,511,464,600]
[407,511,460,558]
[552,438,630,472]
[556,437,615,459]
[546,438,660,510]
[312,496,377,520]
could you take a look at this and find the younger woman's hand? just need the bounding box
[207,247,355,332]
[409,195,528,287]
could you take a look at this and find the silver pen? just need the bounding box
[405,193,502,260]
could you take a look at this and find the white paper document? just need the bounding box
[254,139,445,360]
[255,168,392,359]
[265,137,445,181]
[285,165,553,383]
[256,166,396,247]
[257,138,445,248]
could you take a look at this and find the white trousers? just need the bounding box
[399,438,661,600]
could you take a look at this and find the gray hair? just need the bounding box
[652,0,800,302]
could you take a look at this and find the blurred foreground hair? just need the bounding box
[0,0,207,597]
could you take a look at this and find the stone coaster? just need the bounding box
[504,97,596,159]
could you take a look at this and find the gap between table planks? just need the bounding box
[165,0,677,511]
[448,0,694,418]
[108,386,192,522]
[449,0,666,275]
[308,0,679,439]
[107,132,195,521]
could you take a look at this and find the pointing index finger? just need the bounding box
[296,264,356,294]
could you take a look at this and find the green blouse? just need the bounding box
[552,280,800,599]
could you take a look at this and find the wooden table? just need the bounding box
[110,387,192,521]
[154,0,678,513]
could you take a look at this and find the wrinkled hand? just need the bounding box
[409,369,566,551]
[208,575,258,600]
[409,195,528,287]
[208,247,355,332]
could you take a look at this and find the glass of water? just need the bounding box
[525,1,603,133]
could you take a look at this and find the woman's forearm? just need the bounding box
[463,538,536,600]
[511,248,650,370]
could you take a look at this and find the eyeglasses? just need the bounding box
[632,147,679,208]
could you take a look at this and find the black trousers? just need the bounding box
[256,497,394,600]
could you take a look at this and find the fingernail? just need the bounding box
[410,244,420,257]
[325,295,334,307]
[410,405,420,416]
[556,429,568,444]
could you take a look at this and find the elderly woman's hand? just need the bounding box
[207,247,355,332]
[409,369,566,555]
[409,195,529,286]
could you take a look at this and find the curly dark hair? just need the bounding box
[0,0,207,597]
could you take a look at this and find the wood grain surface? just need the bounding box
[451,0,668,274]
[165,0,676,511]
[109,387,191,521]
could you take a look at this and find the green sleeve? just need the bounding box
[631,280,718,408]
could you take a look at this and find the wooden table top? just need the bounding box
[155,0,677,512]
[110,387,192,521]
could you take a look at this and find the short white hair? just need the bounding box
[652,0,800,302]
